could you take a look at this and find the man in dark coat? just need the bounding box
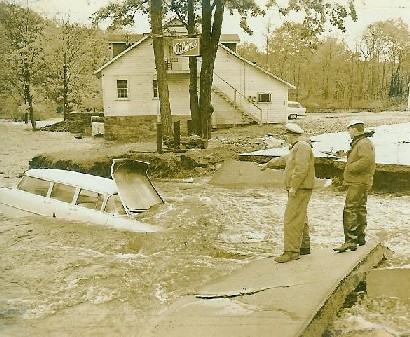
[334,120,376,253]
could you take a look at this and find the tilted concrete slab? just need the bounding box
[367,268,410,299]
[139,242,389,337]
[210,159,328,189]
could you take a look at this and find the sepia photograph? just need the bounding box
[0,0,409,336]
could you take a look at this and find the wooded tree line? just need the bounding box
[238,19,410,112]
[0,2,107,128]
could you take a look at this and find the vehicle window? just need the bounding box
[105,195,127,215]
[17,176,50,197]
[76,189,104,210]
[288,103,299,108]
[50,183,76,203]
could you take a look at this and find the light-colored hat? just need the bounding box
[348,119,364,128]
[285,123,304,134]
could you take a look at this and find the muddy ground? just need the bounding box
[0,112,410,337]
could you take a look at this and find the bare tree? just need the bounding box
[0,2,45,129]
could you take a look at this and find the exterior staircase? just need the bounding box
[212,72,262,124]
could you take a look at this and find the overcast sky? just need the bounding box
[22,0,410,49]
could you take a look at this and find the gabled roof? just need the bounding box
[95,35,150,76]
[163,17,185,29]
[218,43,296,89]
[220,34,240,43]
[95,34,296,89]
[106,33,144,43]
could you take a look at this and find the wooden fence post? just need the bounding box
[174,121,180,149]
[157,122,163,154]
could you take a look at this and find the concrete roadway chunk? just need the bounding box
[210,159,327,189]
[139,242,389,337]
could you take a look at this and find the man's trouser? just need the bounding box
[283,189,312,253]
[343,184,368,244]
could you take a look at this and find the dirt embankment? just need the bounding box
[32,111,410,192]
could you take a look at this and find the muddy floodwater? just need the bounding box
[0,119,409,337]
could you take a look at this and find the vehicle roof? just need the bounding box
[26,169,118,195]
[288,101,301,104]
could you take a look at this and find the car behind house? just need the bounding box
[287,101,306,119]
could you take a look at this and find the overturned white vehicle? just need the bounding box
[0,159,163,232]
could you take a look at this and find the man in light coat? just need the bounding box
[261,123,315,263]
[334,120,376,253]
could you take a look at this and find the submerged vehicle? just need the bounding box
[0,159,163,232]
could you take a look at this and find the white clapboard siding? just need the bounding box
[101,39,158,117]
[213,46,290,123]
[211,92,252,126]
[168,74,190,116]
[98,36,294,125]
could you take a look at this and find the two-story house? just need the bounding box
[95,20,295,141]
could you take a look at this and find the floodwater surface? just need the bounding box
[0,119,409,337]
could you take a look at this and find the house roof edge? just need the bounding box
[94,34,296,90]
[218,43,296,89]
[94,35,150,76]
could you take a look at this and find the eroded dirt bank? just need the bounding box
[30,111,410,192]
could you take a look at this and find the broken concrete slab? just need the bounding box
[238,123,410,192]
[239,152,410,192]
[311,122,410,165]
[139,242,389,337]
[366,268,410,299]
[210,159,329,189]
[240,147,337,159]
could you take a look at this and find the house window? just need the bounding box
[117,80,128,99]
[153,79,158,98]
[257,93,271,103]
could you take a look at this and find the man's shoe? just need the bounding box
[333,242,357,253]
[357,237,366,246]
[274,252,300,263]
[300,248,311,255]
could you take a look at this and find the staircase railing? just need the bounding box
[213,72,262,124]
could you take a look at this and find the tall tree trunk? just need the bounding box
[63,51,69,121]
[150,0,172,137]
[23,60,36,129]
[199,0,223,140]
[188,0,200,135]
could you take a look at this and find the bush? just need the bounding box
[0,95,21,120]
[32,99,58,120]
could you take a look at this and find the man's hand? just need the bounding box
[259,163,268,171]
[289,187,297,197]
